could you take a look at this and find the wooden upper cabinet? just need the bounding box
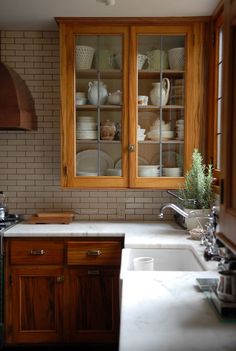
[218,0,236,251]
[56,18,209,189]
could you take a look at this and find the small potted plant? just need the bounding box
[177,149,214,230]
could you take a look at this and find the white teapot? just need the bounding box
[150,78,170,106]
[88,81,108,105]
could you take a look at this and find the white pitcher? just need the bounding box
[150,78,170,106]
[88,81,108,105]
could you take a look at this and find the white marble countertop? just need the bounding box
[4,221,236,350]
[119,271,236,351]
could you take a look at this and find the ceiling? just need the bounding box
[0,0,219,31]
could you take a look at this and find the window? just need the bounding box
[208,10,223,190]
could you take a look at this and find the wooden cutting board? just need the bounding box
[27,212,75,224]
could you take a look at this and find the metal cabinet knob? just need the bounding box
[128,144,135,152]
[87,250,102,256]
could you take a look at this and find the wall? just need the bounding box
[0,30,173,221]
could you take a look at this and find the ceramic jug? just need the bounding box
[150,78,170,106]
[88,81,108,105]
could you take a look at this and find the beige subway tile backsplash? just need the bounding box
[0,30,174,221]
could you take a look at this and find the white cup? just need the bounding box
[133,256,154,271]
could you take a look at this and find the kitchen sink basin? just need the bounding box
[120,246,205,277]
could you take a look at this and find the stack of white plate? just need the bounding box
[176,119,184,140]
[77,116,97,140]
[147,119,174,141]
[138,165,160,177]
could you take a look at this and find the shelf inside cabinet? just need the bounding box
[138,70,185,79]
[76,139,121,144]
[138,140,184,144]
[76,69,122,79]
[138,105,184,111]
[76,104,122,111]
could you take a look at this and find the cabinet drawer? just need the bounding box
[67,241,121,266]
[9,239,64,265]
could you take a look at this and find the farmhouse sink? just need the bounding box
[120,246,205,277]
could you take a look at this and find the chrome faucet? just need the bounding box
[159,203,196,219]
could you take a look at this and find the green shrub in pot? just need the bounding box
[177,149,214,230]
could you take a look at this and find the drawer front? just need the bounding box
[10,239,64,265]
[67,241,121,266]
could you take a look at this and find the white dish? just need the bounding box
[76,150,114,175]
[138,165,160,177]
[163,167,182,177]
[147,131,174,140]
[77,122,97,131]
[106,168,122,176]
[78,116,96,121]
[76,98,87,106]
[115,156,148,169]
[77,131,98,139]
[77,171,98,176]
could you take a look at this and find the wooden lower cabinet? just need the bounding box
[4,237,122,347]
[66,267,120,343]
[5,267,64,344]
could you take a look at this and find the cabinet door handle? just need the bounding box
[87,250,101,256]
[30,249,45,256]
[128,144,135,152]
[56,276,64,283]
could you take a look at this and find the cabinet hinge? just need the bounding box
[220,179,224,204]
[63,165,68,177]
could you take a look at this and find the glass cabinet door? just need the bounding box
[128,25,195,189]
[59,24,129,188]
[137,34,185,178]
[75,35,123,176]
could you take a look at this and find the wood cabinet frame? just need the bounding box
[4,237,123,346]
[56,17,210,189]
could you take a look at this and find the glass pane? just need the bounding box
[137,34,185,178]
[75,34,123,177]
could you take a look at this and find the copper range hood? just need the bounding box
[0,62,37,130]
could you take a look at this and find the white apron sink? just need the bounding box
[120,246,205,278]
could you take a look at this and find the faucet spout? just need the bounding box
[159,203,190,219]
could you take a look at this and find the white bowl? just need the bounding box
[106,168,122,176]
[138,165,160,177]
[163,167,182,177]
[76,97,87,106]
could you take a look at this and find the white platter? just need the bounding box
[76,150,114,175]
